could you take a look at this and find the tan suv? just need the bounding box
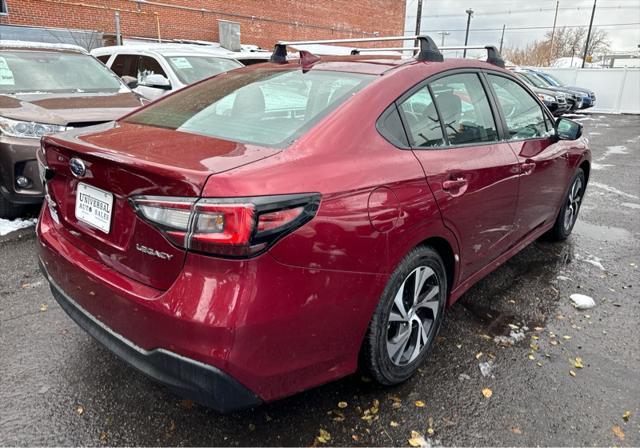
[0,41,144,218]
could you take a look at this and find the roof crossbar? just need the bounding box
[439,45,506,68]
[269,35,443,64]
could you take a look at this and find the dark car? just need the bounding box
[514,69,584,111]
[529,69,595,109]
[511,71,570,116]
[37,36,590,412]
[0,41,145,218]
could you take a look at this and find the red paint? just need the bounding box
[37,57,590,404]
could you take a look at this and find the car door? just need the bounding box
[398,71,521,282]
[485,73,571,240]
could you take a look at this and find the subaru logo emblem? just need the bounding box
[69,158,86,178]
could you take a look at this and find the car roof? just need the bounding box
[254,55,510,76]
[91,44,239,59]
[0,40,87,53]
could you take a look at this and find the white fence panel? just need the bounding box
[535,68,640,114]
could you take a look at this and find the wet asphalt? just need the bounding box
[0,114,638,447]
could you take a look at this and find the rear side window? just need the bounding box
[430,73,499,146]
[125,69,373,147]
[95,54,111,64]
[111,54,138,77]
[398,86,444,148]
[488,74,549,140]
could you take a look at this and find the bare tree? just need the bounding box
[504,26,610,66]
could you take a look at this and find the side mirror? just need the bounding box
[140,74,171,90]
[121,75,138,89]
[556,117,583,140]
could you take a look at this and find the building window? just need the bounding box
[0,0,8,14]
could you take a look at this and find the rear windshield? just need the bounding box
[124,68,373,147]
[0,50,124,94]
[165,55,243,84]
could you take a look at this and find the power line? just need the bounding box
[405,4,640,19]
[404,22,640,33]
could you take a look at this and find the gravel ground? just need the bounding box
[0,113,638,447]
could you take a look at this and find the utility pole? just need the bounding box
[582,0,597,68]
[499,25,506,53]
[549,0,559,63]
[414,0,424,55]
[463,8,473,57]
[437,31,450,46]
[114,11,122,46]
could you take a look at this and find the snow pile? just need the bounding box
[0,217,37,236]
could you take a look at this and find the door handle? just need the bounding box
[442,179,468,190]
[521,161,536,175]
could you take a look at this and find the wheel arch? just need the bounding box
[418,236,456,298]
[579,159,590,184]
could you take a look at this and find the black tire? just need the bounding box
[0,193,22,220]
[550,168,586,241]
[361,245,447,385]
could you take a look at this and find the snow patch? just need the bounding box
[591,162,613,170]
[576,253,606,270]
[494,329,526,346]
[621,202,640,210]
[478,361,494,377]
[556,275,572,281]
[0,217,37,236]
[597,145,628,161]
[570,293,596,310]
[590,182,639,200]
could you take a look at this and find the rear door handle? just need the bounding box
[521,161,536,175]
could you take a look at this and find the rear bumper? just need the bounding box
[37,203,387,405]
[39,259,262,413]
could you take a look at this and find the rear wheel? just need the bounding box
[550,168,585,241]
[361,246,447,385]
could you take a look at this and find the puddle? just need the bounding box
[573,220,633,242]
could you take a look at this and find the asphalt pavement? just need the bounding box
[0,113,638,447]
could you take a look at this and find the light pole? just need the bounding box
[463,8,473,57]
[414,0,424,55]
[582,0,597,68]
[437,31,450,46]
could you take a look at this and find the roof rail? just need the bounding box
[269,35,443,64]
[439,45,506,68]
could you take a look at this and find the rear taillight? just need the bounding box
[130,193,320,258]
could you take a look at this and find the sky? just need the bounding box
[402,0,640,54]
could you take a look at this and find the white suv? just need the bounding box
[91,45,243,100]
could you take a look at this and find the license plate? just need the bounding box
[75,182,113,234]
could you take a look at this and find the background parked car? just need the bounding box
[512,72,569,116]
[92,45,244,100]
[513,68,584,112]
[0,41,144,219]
[528,69,596,109]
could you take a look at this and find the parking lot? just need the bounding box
[0,113,638,446]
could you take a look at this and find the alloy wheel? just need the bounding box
[564,177,583,231]
[386,266,440,366]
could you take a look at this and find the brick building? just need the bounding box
[0,0,406,49]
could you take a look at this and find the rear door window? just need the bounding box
[95,54,111,64]
[430,73,499,146]
[398,86,444,148]
[488,74,549,140]
[110,54,138,77]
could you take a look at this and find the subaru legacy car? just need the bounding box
[37,36,590,412]
[0,41,144,218]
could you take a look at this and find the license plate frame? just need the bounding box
[75,182,114,234]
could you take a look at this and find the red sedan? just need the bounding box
[36,36,590,412]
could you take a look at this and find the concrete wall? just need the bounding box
[0,0,406,49]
